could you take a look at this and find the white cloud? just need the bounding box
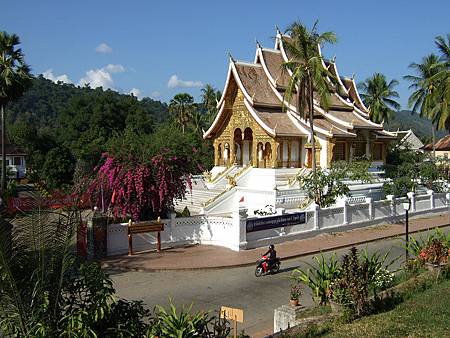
[42,69,72,84]
[150,91,161,99]
[95,43,112,53]
[129,88,142,99]
[167,74,203,88]
[78,64,125,89]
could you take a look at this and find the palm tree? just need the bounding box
[358,73,400,124]
[168,93,194,134]
[0,32,31,194]
[191,111,204,135]
[404,54,444,157]
[201,84,220,124]
[429,34,450,132]
[281,20,337,177]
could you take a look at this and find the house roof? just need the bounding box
[423,134,450,151]
[0,143,27,156]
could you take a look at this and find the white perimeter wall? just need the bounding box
[107,192,450,255]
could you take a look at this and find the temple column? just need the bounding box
[366,139,371,159]
[214,143,219,166]
[252,139,258,167]
[230,140,235,166]
[272,140,278,168]
[288,141,292,168]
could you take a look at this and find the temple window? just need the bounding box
[333,142,346,162]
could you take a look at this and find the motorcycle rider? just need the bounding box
[263,244,277,270]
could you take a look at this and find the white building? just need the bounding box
[0,142,27,179]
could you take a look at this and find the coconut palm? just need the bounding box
[201,84,220,124]
[358,73,400,124]
[0,32,31,194]
[429,34,450,132]
[281,20,337,176]
[404,54,444,157]
[191,111,204,135]
[169,93,194,134]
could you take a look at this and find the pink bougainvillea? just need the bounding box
[89,152,192,221]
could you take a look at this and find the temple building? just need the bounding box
[176,28,397,216]
[203,29,396,170]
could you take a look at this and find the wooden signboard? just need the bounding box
[221,306,244,338]
[127,218,164,256]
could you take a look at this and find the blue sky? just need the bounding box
[2,0,449,108]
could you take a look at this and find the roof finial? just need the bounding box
[351,73,355,80]
[228,52,235,63]
[255,39,262,49]
[331,55,336,62]
[275,25,281,35]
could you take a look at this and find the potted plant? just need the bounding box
[289,283,301,306]
[328,281,352,313]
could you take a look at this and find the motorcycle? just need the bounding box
[255,255,281,277]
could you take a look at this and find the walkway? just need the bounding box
[101,213,449,272]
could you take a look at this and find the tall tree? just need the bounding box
[0,32,31,194]
[404,54,444,157]
[168,93,194,134]
[282,21,337,178]
[201,84,221,125]
[429,34,450,132]
[358,73,400,124]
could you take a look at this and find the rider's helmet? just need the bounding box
[269,244,274,250]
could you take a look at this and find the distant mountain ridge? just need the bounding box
[385,110,446,142]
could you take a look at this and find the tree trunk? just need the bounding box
[308,77,319,205]
[431,123,436,159]
[1,104,6,195]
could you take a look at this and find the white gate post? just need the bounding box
[233,205,248,251]
[340,197,349,225]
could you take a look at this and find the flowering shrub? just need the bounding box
[417,239,449,265]
[373,268,394,290]
[89,152,193,221]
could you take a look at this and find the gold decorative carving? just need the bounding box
[327,139,336,168]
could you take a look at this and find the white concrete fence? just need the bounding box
[107,191,450,256]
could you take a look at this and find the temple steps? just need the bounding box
[174,187,223,215]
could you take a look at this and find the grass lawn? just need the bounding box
[310,279,450,338]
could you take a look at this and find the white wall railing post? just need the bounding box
[340,197,349,225]
[313,203,320,230]
[366,197,373,220]
[446,193,450,223]
[169,212,176,242]
[386,195,395,218]
[427,190,435,210]
[407,192,416,212]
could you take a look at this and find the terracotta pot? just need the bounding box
[289,299,299,307]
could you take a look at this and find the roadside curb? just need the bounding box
[102,222,450,273]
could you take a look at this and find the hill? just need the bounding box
[385,110,446,142]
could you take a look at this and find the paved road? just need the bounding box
[108,226,449,338]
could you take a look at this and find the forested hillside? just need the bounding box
[385,110,446,143]
[5,76,212,190]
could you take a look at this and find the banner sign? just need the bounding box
[246,212,306,232]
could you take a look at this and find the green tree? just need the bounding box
[358,73,400,124]
[0,32,31,194]
[169,93,194,134]
[404,54,443,157]
[429,34,450,132]
[282,21,337,178]
[41,146,76,190]
[201,84,220,124]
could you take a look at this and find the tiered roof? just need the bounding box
[204,29,397,141]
